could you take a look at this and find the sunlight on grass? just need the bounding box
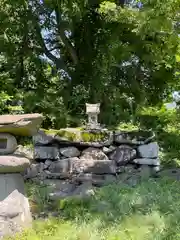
[6,178,180,240]
[105,211,165,240]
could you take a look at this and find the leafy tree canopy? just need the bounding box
[0,0,180,127]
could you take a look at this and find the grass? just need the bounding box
[7,178,180,240]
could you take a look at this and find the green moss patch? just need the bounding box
[45,128,111,143]
[81,131,109,142]
[56,129,79,141]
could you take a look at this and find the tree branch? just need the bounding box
[28,7,68,73]
[54,5,78,65]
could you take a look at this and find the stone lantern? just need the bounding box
[86,103,100,129]
[0,113,43,238]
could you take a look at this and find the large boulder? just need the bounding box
[0,114,43,136]
[80,147,108,161]
[34,146,59,160]
[109,145,136,165]
[0,155,30,173]
[0,174,32,238]
[70,158,116,174]
[48,159,70,173]
[60,147,80,158]
[0,133,17,155]
[137,142,159,158]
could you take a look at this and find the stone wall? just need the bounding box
[25,128,160,200]
[0,113,43,239]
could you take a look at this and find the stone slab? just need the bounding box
[60,146,80,158]
[70,159,116,174]
[133,158,160,166]
[114,130,155,145]
[0,155,30,173]
[86,103,100,114]
[0,113,43,136]
[54,128,113,147]
[34,146,59,160]
[137,142,159,158]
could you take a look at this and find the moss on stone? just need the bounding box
[81,132,108,142]
[41,128,59,135]
[81,132,91,142]
[0,127,32,136]
[57,130,78,141]
[55,129,80,141]
[43,128,110,143]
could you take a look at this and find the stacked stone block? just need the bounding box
[25,128,160,200]
[0,114,43,239]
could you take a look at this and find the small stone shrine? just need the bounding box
[86,103,101,129]
[0,114,43,238]
[25,104,160,202]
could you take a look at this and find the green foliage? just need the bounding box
[136,106,178,130]
[134,106,180,167]
[81,131,109,142]
[0,0,180,127]
[0,92,12,113]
